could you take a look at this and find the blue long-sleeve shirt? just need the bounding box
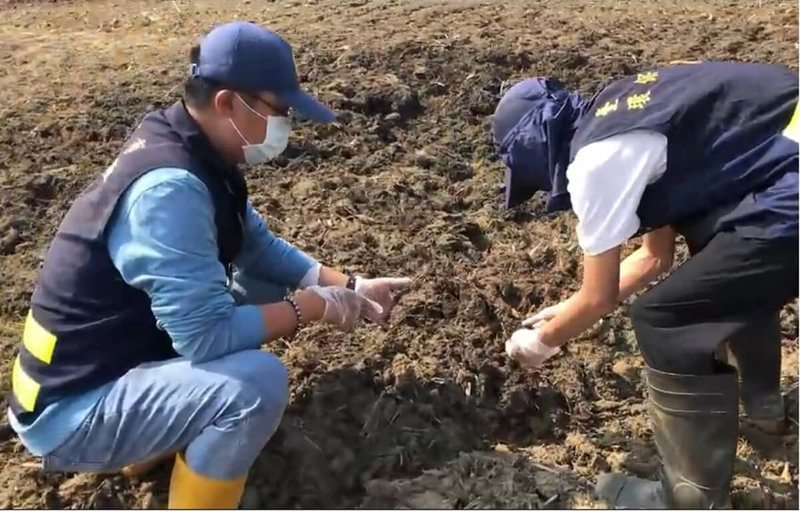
[9,167,316,455]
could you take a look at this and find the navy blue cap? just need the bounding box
[193,21,335,123]
[493,78,584,211]
[493,81,544,146]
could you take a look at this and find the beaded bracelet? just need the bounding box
[285,296,303,336]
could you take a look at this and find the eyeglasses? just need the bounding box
[244,93,290,117]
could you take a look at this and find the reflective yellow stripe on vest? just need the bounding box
[13,309,56,413]
[782,100,800,143]
[12,356,40,412]
[23,310,57,364]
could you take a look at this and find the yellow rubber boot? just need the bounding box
[168,453,247,509]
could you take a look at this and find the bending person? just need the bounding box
[492,61,798,508]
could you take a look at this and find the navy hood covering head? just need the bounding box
[493,78,587,211]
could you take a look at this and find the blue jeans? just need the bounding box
[41,271,289,480]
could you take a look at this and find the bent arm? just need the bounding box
[617,226,676,302]
[107,169,313,363]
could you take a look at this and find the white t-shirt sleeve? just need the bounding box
[566,130,668,256]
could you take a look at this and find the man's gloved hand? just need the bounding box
[505,328,561,369]
[521,301,567,328]
[306,285,383,331]
[354,277,412,323]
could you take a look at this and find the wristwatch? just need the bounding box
[346,275,357,290]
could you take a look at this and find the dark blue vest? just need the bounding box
[570,61,798,247]
[10,102,247,421]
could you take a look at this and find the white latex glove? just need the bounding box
[354,276,412,323]
[306,285,383,331]
[505,328,561,369]
[521,302,567,328]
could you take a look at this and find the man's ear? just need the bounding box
[213,89,236,117]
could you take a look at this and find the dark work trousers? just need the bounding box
[631,230,798,375]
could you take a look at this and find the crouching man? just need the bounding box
[8,21,410,509]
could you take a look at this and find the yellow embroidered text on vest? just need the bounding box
[595,98,619,117]
[781,100,799,143]
[634,71,659,84]
[627,91,652,110]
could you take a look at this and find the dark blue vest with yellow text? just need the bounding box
[570,61,798,247]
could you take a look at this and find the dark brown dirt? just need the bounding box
[0,0,797,509]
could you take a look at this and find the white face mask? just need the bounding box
[229,93,291,165]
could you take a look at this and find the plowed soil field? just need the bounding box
[0,0,797,508]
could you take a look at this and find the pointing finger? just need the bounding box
[383,277,412,290]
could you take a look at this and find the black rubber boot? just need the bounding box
[647,365,739,508]
[717,313,785,433]
[596,366,739,509]
[595,473,667,509]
